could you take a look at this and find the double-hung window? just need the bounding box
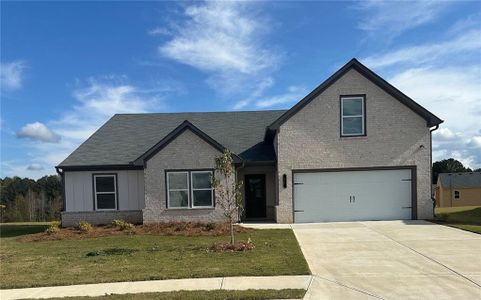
[93,174,117,210]
[167,170,214,209]
[341,96,365,136]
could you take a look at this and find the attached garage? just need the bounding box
[293,168,415,223]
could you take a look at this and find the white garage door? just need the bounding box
[293,169,413,223]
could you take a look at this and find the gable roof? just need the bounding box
[268,58,443,130]
[438,172,481,189]
[133,120,242,165]
[58,110,286,169]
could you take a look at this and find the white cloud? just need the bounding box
[233,77,274,110]
[1,60,27,90]
[362,30,481,69]
[354,0,450,38]
[148,27,171,36]
[255,86,307,109]
[17,122,61,143]
[7,76,173,179]
[388,66,481,169]
[159,1,277,75]
[27,164,44,171]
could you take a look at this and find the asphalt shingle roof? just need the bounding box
[59,110,287,167]
[438,172,481,188]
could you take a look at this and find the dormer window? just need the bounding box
[341,95,366,137]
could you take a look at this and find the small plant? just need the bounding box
[45,221,61,235]
[174,222,187,232]
[76,220,92,232]
[204,222,216,231]
[111,219,134,231]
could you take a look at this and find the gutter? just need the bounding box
[429,124,440,216]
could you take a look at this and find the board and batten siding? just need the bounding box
[64,170,145,212]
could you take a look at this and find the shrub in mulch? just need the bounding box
[17,222,252,242]
[209,238,255,252]
[141,222,251,237]
[111,219,135,231]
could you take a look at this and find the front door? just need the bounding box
[245,174,266,218]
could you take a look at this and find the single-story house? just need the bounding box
[56,58,443,226]
[435,172,481,207]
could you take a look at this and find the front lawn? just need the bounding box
[0,224,310,289]
[38,289,307,300]
[435,206,481,234]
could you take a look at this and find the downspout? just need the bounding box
[430,124,439,217]
[55,167,66,213]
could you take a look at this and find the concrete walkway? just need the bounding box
[249,220,481,300]
[0,275,312,300]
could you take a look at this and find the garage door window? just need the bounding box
[341,96,365,136]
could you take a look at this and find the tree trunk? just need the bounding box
[230,222,235,245]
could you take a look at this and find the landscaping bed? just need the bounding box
[0,223,310,289]
[17,222,252,242]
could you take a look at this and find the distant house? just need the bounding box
[435,172,481,207]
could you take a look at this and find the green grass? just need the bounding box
[435,206,481,234]
[0,227,310,289]
[0,222,50,238]
[37,289,307,300]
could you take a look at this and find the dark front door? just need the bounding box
[245,174,266,218]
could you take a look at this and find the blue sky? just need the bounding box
[1,1,480,178]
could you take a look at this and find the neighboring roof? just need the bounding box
[268,58,443,130]
[58,110,286,168]
[438,172,481,189]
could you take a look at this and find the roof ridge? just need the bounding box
[114,109,288,116]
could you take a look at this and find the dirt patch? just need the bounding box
[209,240,256,252]
[17,222,252,242]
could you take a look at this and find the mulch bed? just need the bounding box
[17,222,252,242]
[209,239,256,252]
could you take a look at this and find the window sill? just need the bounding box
[165,207,215,211]
[340,135,367,140]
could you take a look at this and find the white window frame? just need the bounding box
[341,96,365,136]
[166,171,190,209]
[93,174,117,211]
[190,171,214,208]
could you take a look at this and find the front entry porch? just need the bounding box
[237,165,277,222]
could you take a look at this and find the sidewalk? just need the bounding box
[1,275,313,300]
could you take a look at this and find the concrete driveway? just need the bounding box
[292,220,481,299]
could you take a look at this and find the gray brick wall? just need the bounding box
[61,210,142,227]
[143,129,230,223]
[276,68,433,223]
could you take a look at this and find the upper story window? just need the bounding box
[166,170,214,209]
[341,96,365,137]
[93,174,117,210]
[454,190,460,199]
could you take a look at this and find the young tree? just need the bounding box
[212,149,243,245]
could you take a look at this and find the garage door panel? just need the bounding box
[294,169,413,223]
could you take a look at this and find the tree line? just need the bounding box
[0,175,62,222]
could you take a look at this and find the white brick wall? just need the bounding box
[143,129,230,223]
[276,68,433,223]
